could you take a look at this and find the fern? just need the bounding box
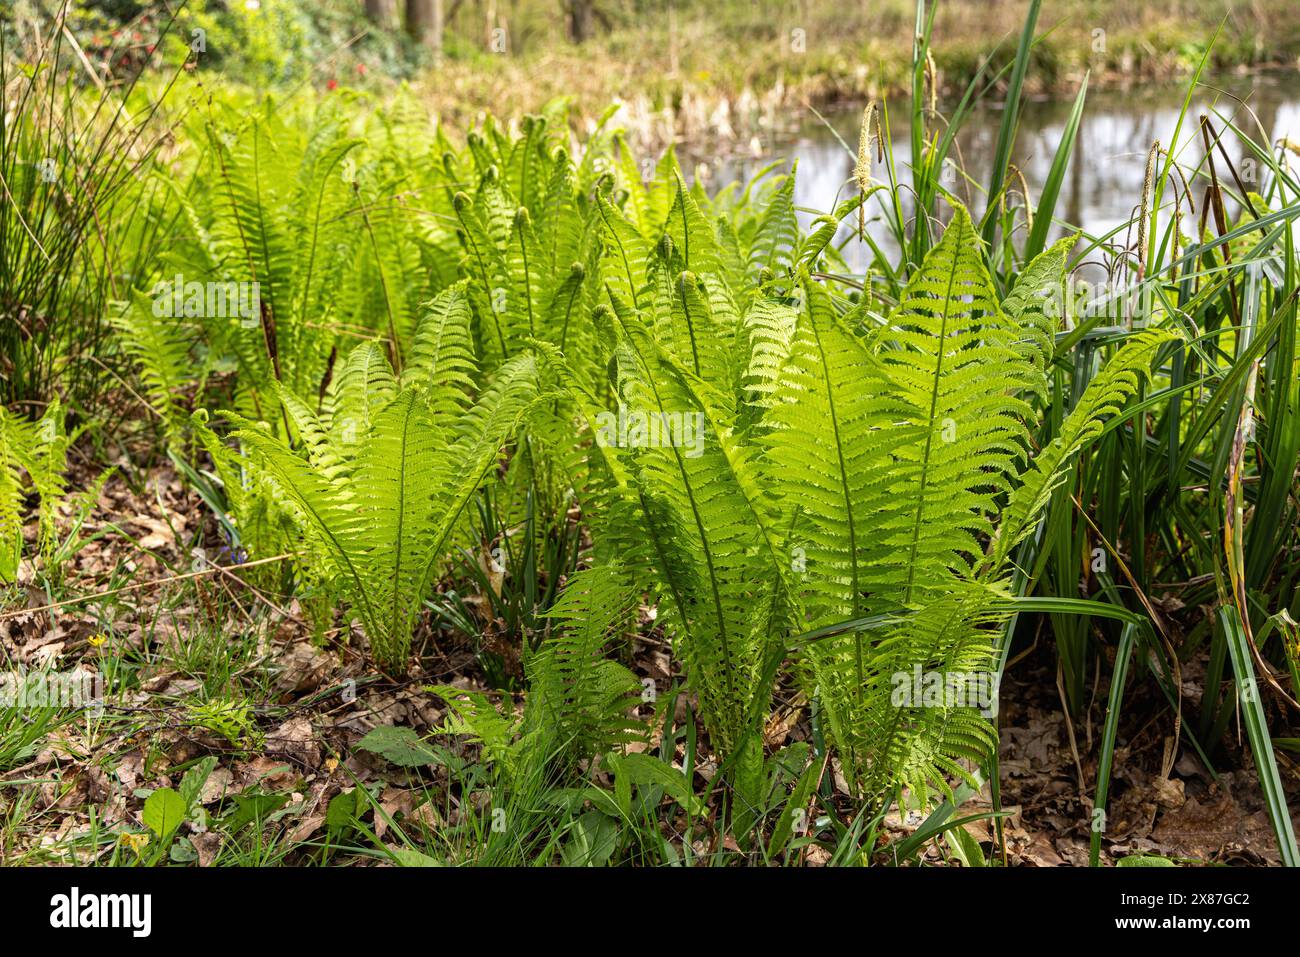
[435,686,533,775]
[760,204,1167,802]
[406,283,479,417]
[112,291,196,439]
[763,272,920,784]
[988,327,1179,570]
[191,408,301,579]
[524,564,645,762]
[92,98,1196,816]
[0,408,30,582]
[746,166,800,277]
[27,401,73,560]
[809,581,1005,802]
[435,564,645,777]
[877,204,1040,604]
[1001,236,1078,382]
[173,102,451,421]
[0,402,87,582]
[574,294,792,754]
[230,337,546,670]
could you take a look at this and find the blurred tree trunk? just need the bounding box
[406,0,444,56]
[364,0,399,30]
[568,0,593,43]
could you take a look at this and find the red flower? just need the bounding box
[356,63,367,75]
[326,79,338,90]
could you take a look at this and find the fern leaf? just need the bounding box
[0,410,30,582]
[1002,235,1077,386]
[526,564,646,760]
[988,327,1178,570]
[111,291,195,437]
[747,168,800,275]
[406,284,479,418]
[880,202,1037,602]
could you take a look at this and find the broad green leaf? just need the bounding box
[143,787,187,839]
[357,726,443,767]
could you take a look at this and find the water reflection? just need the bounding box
[699,71,1300,271]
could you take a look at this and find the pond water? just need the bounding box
[702,70,1300,270]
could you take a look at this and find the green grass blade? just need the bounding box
[1220,607,1300,866]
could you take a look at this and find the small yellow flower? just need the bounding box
[88,633,108,648]
[119,832,150,855]
[324,757,339,773]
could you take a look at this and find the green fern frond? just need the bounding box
[230,351,544,669]
[1001,235,1077,384]
[538,147,587,285]
[406,284,480,417]
[879,202,1038,601]
[764,207,1046,800]
[766,272,913,626]
[111,291,196,438]
[988,327,1179,570]
[452,187,512,362]
[664,177,723,277]
[601,304,789,752]
[525,563,646,761]
[434,687,528,772]
[595,190,652,311]
[747,168,800,276]
[809,580,1003,804]
[28,401,72,557]
[0,409,31,582]
[735,297,799,422]
[323,341,398,456]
